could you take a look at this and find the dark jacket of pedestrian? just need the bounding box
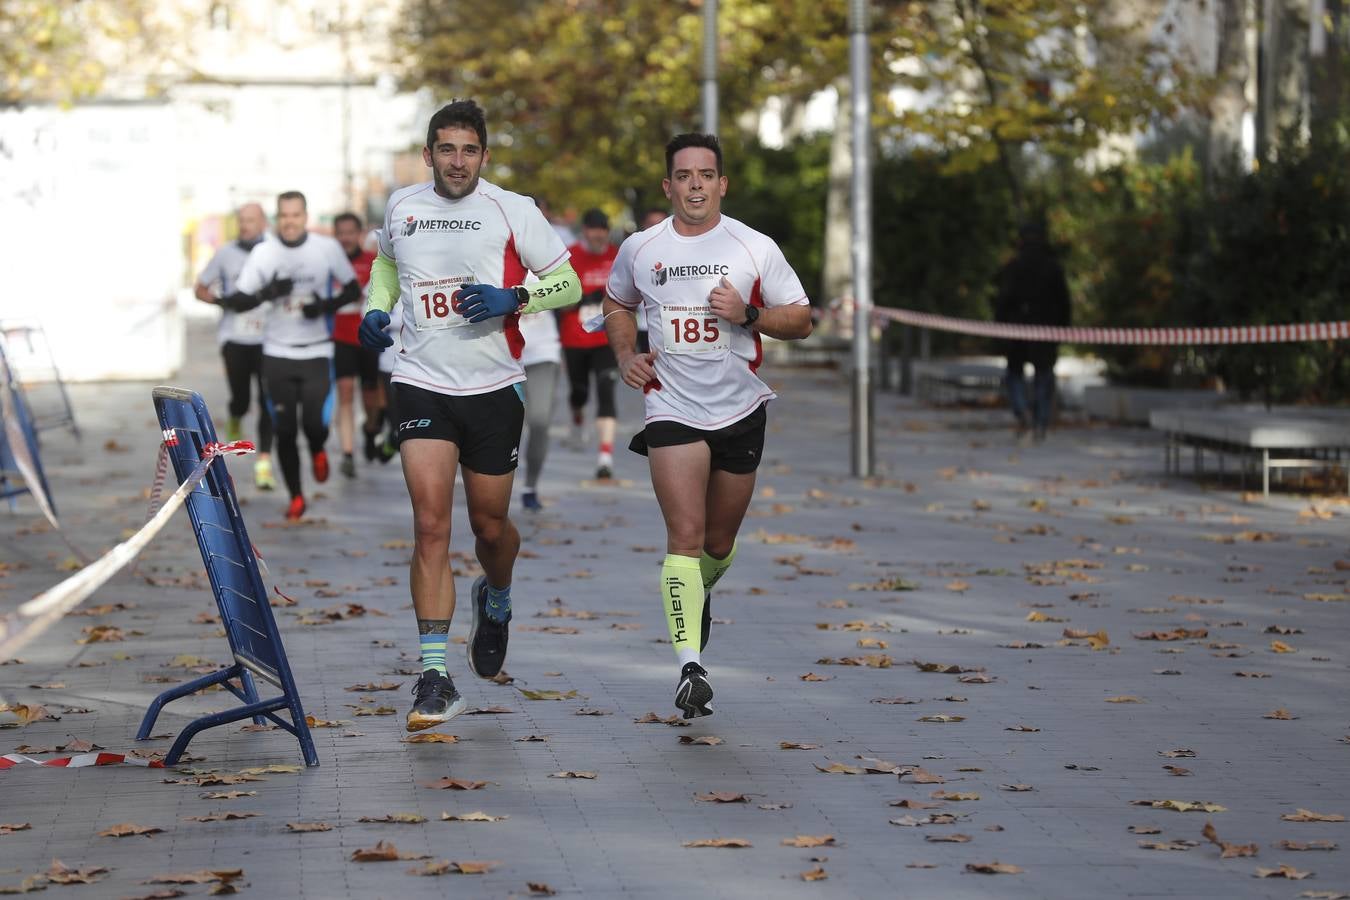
[993,232,1071,371]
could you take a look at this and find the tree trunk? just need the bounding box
[1260,0,1310,156]
[1208,0,1250,175]
[1311,0,1345,142]
[822,76,853,312]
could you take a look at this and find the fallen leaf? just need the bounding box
[1235,671,1272,678]
[304,715,344,728]
[350,840,425,862]
[779,741,820,750]
[201,791,257,800]
[440,811,507,822]
[549,771,596,779]
[965,861,1023,875]
[1159,749,1197,758]
[1129,825,1162,834]
[463,707,515,715]
[574,707,610,716]
[238,764,300,775]
[422,778,491,791]
[694,792,748,803]
[0,823,32,836]
[1282,809,1345,822]
[1000,784,1034,792]
[782,835,835,848]
[519,689,579,701]
[634,712,689,726]
[814,762,865,775]
[1265,709,1299,720]
[1271,641,1298,654]
[758,802,793,810]
[98,822,163,838]
[1163,766,1192,777]
[678,735,724,746]
[44,859,111,884]
[515,735,548,742]
[1254,863,1313,879]
[1005,724,1041,732]
[1139,839,1200,851]
[917,714,965,723]
[870,696,920,704]
[1133,800,1227,813]
[1133,628,1207,641]
[800,866,828,881]
[143,869,242,886]
[403,733,460,744]
[357,813,427,824]
[902,768,946,784]
[285,822,332,832]
[682,838,752,848]
[931,791,979,801]
[890,799,943,808]
[183,812,260,823]
[1278,840,1338,851]
[1105,696,1145,703]
[799,672,833,682]
[527,883,557,896]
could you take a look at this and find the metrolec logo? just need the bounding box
[403,215,482,237]
[652,261,729,285]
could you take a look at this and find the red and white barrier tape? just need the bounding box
[0,440,255,660]
[866,306,1350,345]
[0,752,164,770]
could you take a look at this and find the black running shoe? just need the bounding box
[466,576,511,679]
[340,453,356,479]
[405,670,466,732]
[596,464,613,480]
[363,429,380,462]
[675,662,714,719]
[701,593,712,651]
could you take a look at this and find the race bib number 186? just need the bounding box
[663,305,730,354]
[412,275,474,331]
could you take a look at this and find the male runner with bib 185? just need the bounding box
[358,100,582,731]
[603,133,812,718]
[220,191,360,521]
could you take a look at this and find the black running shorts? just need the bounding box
[333,341,380,389]
[629,403,767,474]
[391,382,525,475]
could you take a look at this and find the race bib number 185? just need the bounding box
[412,275,474,331]
[663,305,730,354]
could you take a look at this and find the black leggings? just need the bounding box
[564,345,618,418]
[262,355,331,498]
[221,342,273,453]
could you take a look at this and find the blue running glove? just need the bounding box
[359,310,394,349]
[457,283,521,323]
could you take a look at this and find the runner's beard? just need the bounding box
[435,166,481,200]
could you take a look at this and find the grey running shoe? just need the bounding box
[405,670,465,732]
[466,576,511,679]
[675,662,713,719]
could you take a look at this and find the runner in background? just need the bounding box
[221,191,360,520]
[560,208,619,479]
[517,273,562,511]
[331,213,380,477]
[634,206,669,354]
[194,202,276,490]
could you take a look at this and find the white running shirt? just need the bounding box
[606,215,808,429]
[378,179,570,396]
[236,233,356,361]
[198,238,269,346]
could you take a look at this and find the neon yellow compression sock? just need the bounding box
[661,554,704,667]
[699,540,738,594]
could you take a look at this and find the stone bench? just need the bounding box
[1149,406,1350,496]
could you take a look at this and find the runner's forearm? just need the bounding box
[603,296,639,358]
[364,253,399,314]
[750,303,813,341]
[519,262,581,315]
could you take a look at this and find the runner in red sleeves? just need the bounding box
[559,208,620,479]
[331,213,381,476]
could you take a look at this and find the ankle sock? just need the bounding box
[485,583,512,624]
[418,618,449,676]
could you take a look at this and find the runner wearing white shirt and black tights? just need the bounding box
[194,202,276,490]
[357,100,582,731]
[603,133,813,718]
[221,191,359,521]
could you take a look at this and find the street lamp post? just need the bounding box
[849,0,874,477]
[702,0,718,133]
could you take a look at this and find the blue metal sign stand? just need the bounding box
[0,341,55,513]
[136,387,318,767]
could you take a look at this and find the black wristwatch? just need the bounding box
[515,286,530,308]
[742,304,760,327]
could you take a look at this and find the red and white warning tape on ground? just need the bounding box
[0,440,255,660]
[0,753,164,770]
[868,306,1350,345]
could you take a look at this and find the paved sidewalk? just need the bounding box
[2,324,1349,899]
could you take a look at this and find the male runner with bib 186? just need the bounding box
[358,100,582,731]
[603,133,812,718]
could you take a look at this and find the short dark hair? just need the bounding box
[665,133,722,177]
[426,99,488,150]
[581,208,609,230]
[334,212,363,231]
[277,190,306,210]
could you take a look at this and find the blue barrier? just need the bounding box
[136,387,318,767]
[0,341,55,513]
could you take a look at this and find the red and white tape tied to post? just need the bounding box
[0,440,256,660]
[865,306,1350,345]
[0,752,165,770]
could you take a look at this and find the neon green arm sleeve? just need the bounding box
[520,262,581,315]
[364,253,398,314]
